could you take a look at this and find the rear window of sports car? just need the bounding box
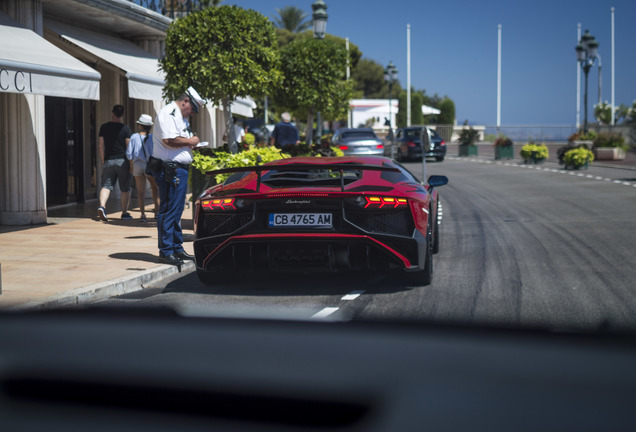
[380,163,414,184]
[261,168,362,187]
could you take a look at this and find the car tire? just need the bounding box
[432,209,440,254]
[436,156,444,162]
[405,226,433,286]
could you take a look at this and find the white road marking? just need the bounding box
[311,307,339,319]
[342,290,365,300]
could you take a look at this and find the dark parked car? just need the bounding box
[247,125,271,144]
[330,128,384,156]
[384,126,446,162]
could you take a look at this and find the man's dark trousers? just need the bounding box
[154,166,189,257]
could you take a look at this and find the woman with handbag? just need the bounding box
[127,114,159,222]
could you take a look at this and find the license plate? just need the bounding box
[269,213,332,228]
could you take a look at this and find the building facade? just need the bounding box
[0,0,245,226]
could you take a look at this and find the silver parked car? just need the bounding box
[330,128,384,156]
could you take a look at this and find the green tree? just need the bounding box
[436,97,455,125]
[395,90,424,128]
[351,58,385,98]
[160,5,281,153]
[351,58,401,99]
[411,91,424,126]
[265,29,360,122]
[615,104,630,124]
[273,6,311,33]
[274,37,353,143]
[595,101,632,125]
[396,92,406,128]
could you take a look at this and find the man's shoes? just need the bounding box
[174,250,194,261]
[159,254,184,265]
[121,212,133,220]
[97,206,108,221]
[139,214,148,222]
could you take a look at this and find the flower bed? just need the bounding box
[563,147,594,170]
[520,143,548,164]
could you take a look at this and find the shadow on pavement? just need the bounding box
[162,270,418,297]
[110,252,160,264]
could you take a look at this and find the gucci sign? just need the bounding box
[0,68,33,93]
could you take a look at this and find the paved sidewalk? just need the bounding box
[0,199,195,310]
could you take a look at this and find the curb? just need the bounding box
[9,261,195,311]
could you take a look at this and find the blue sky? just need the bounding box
[225,0,635,126]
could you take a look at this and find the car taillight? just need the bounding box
[407,141,416,147]
[364,196,408,209]
[440,140,446,146]
[376,144,384,149]
[201,198,236,210]
[340,145,349,150]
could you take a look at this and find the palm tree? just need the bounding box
[273,6,311,33]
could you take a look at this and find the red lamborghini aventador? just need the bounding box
[193,156,448,285]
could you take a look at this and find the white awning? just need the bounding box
[229,96,257,118]
[0,12,100,100]
[422,104,441,115]
[47,20,164,101]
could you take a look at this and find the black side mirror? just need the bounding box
[427,175,448,188]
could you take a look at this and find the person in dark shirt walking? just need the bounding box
[269,112,299,151]
[97,104,133,221]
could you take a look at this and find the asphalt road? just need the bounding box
[95,157,636,332]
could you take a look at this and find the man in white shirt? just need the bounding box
[233,117,246,148]
[151,87,205,265]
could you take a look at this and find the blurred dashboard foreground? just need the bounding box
[1,310,635,431]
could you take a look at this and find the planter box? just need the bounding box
[523,157,545,165]
[458,145,478,157]
[564,161,589,170]
[494,146,513,160]
[595,147,626,161]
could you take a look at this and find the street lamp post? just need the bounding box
[312,0,327,39]
[576,29,599,133]
[312,0,328,145]
[384,61,398,159]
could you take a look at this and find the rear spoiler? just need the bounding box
[206,163,400,193]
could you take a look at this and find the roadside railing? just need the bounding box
[482,125,578,143]
[428,124,579,144]
[427,124,633,145]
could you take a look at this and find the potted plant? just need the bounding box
[493,136,514,160]
[568,130,597,147]
[563,146,594,170]
[520,143,548,164]
[457,127,479,157]
[593,132,626,161]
